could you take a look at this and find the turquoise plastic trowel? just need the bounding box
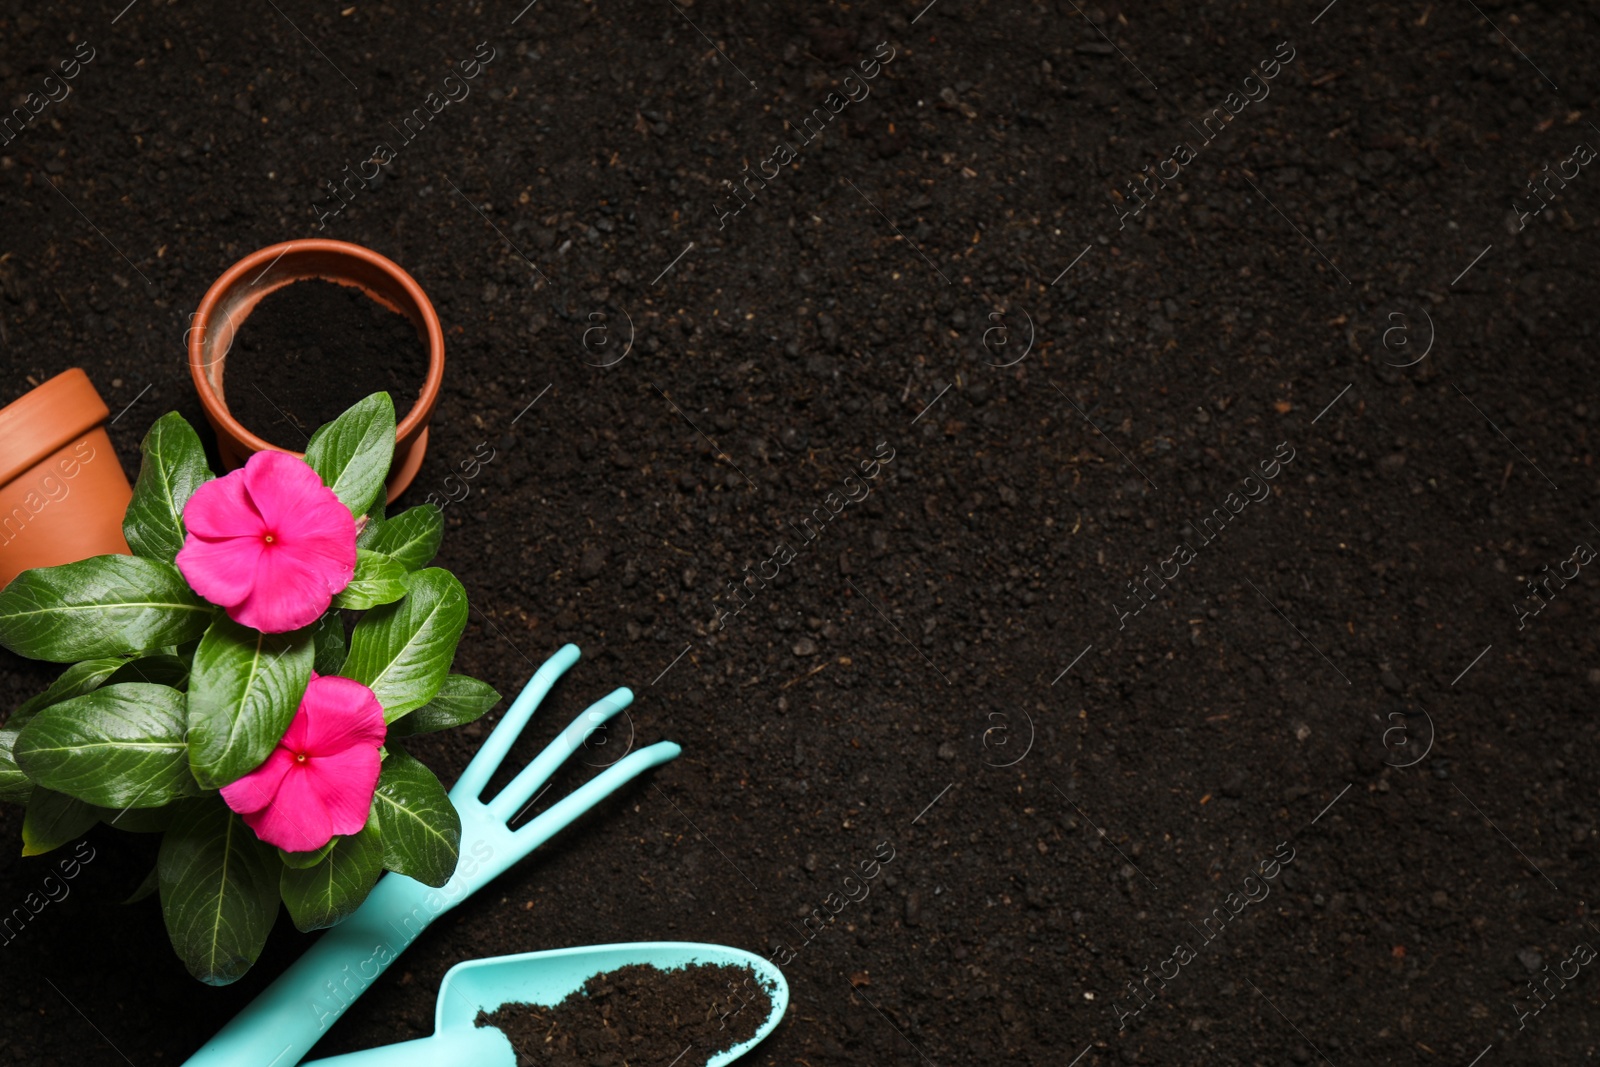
[300,941,790,1067]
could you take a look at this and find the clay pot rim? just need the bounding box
[186,238,446,459]
[0,368,111,489]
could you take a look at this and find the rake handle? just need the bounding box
[180,870,448,1067]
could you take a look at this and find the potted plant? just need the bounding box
[0,392,495,985]
[187,240,447,503]
[0,368,134,588]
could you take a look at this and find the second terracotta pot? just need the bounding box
[0,369,133,589]
[187,239,445,504]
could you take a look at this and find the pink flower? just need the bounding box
[220,674,387,853]
[176,450,356,633]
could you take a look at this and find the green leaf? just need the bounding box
[372,750,460,886]
[14,684,197,808]
[278,838,338,870]
[123,412,215,563]
[186,617,313,790]
[106,653,192,690]
[331,550,409,611]
[303,392,396,519]
[158,800,279,985]
[343,569,468,721]
[390,674,500,738]
[0,725,31,805]
[312,612,347,675]
[9,658,129,729]
[3,658,131,804]
[0,555,213,662]
[279,818,384,931]
[125,863,160,904]
[21,788,99,856]
[367,504,443,571]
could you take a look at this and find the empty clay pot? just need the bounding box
[0,369,133,588]
[186,239,446,503]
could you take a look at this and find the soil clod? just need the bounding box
[476,962,770,1067]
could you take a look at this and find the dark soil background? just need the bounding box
[2,1,1599,1064]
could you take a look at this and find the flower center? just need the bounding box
[263,533,276,544]
[294,752,308,764]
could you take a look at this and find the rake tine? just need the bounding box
[508,741,682,854]
[484,686,634,821]
[451,643,580,802]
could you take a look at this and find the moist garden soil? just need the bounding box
[2,2,1599,1065]
[224,278,429,444]
[476,962,769,1066]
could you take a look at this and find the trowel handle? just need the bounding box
[302,1028,517,1067]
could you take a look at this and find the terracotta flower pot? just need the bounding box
[186,239,445,504]
[0,369,133,589]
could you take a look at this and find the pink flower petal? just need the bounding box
[227,546,332,633]
[242,452,356,600]
[245,452,356,532]
[182,467,265,539]
[219,747,296,814]
[279,483,359,548]
[283,524,358,596]
[299,675,387,754]
[276,672,319,755]
[241,767,335,852]
[176,534,264,609]
[299,746,381,837]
